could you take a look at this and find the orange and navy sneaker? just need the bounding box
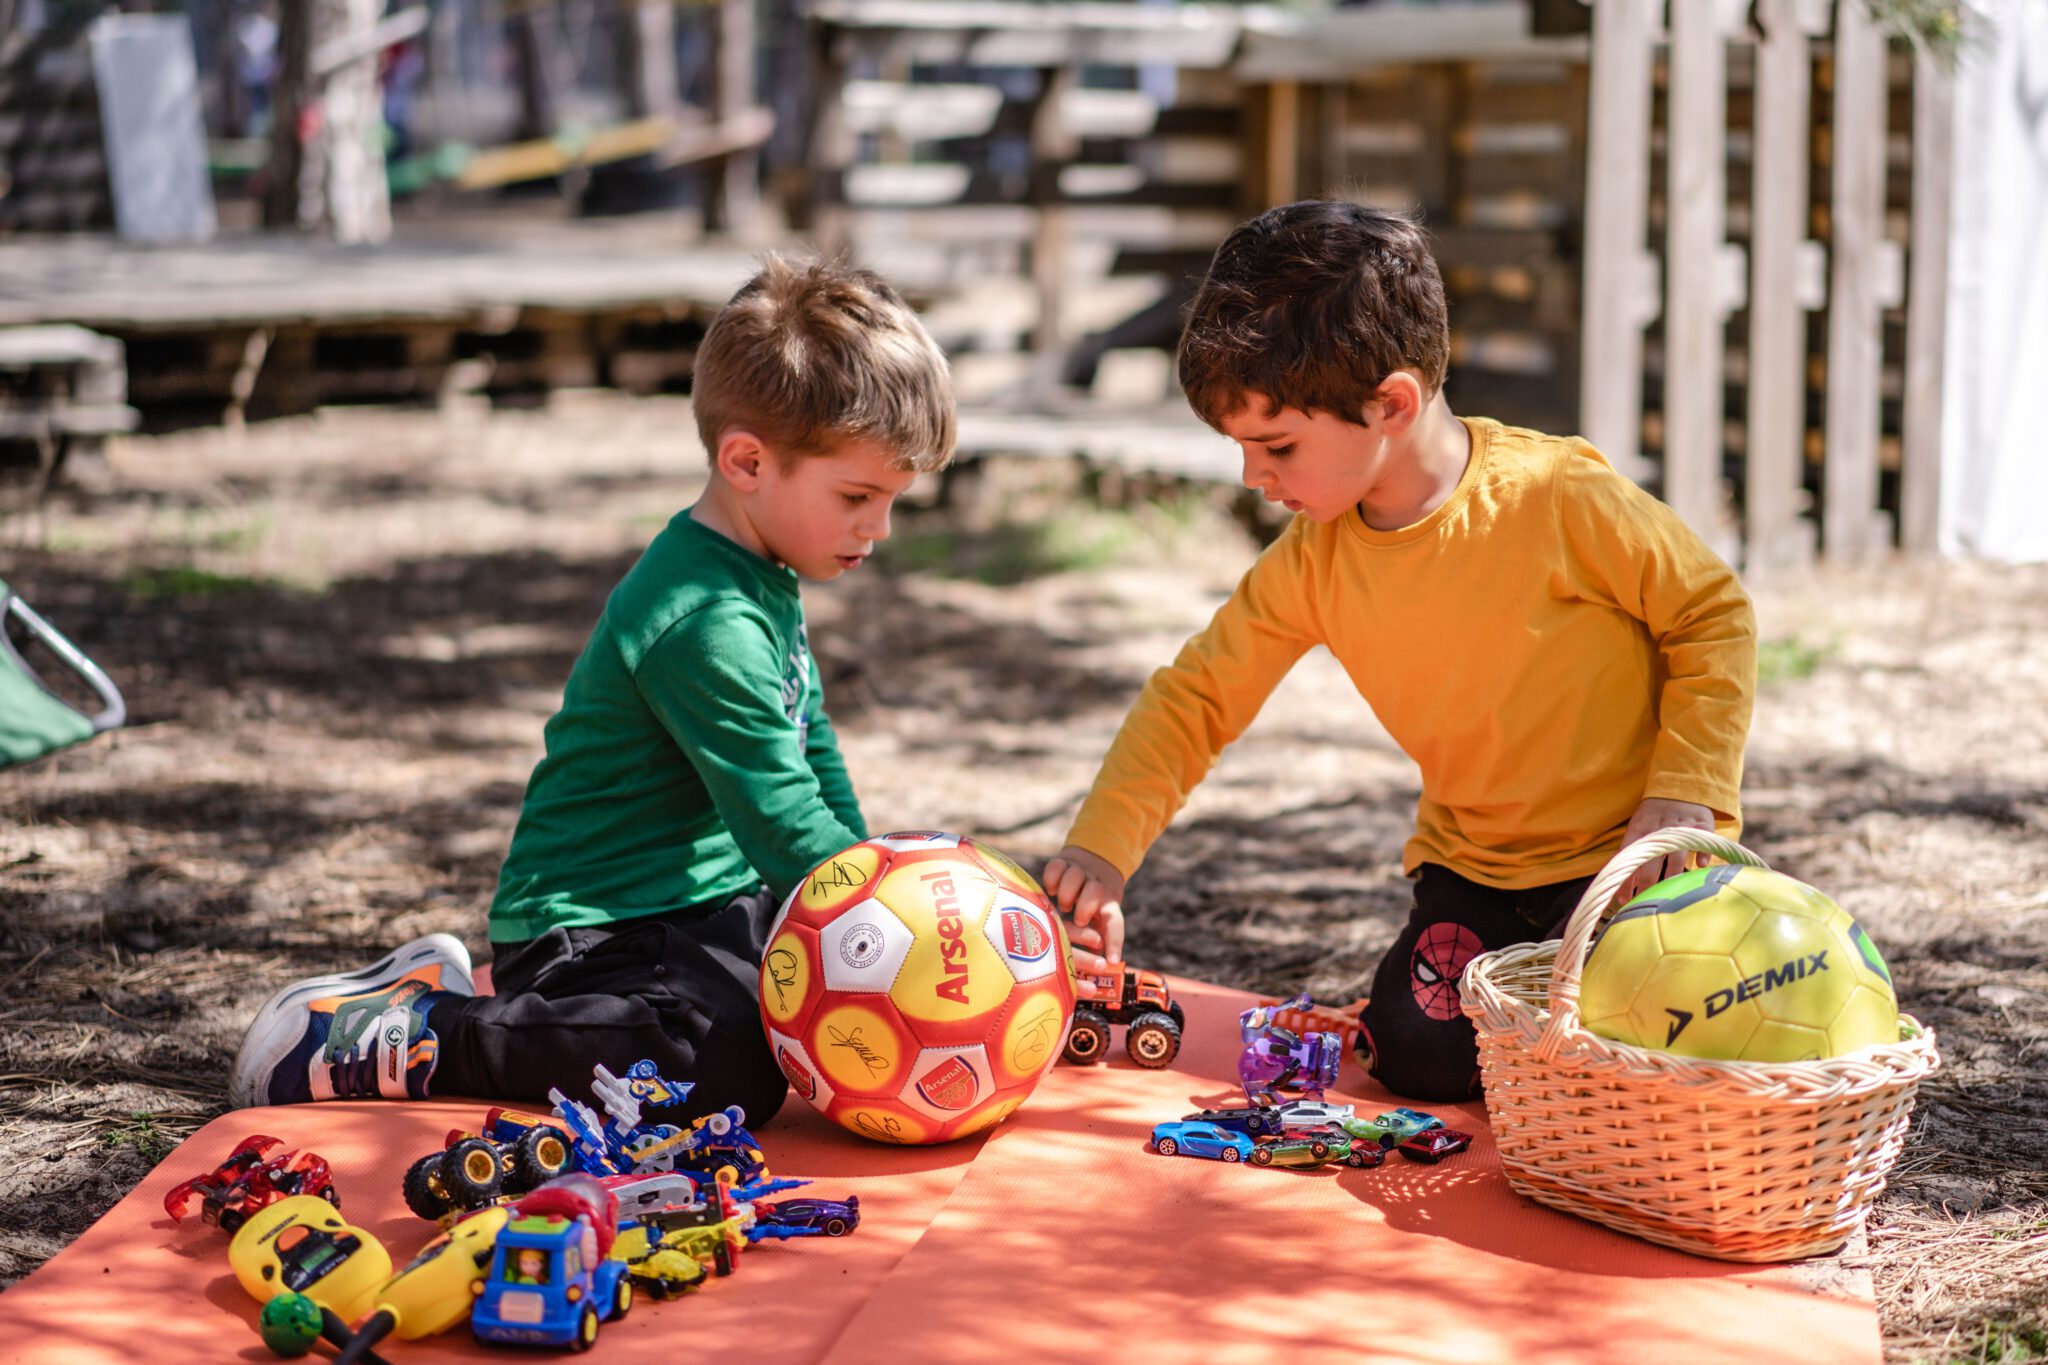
[228,933,475,1108]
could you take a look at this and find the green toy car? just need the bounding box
[1325,1107,1446,1150]
[1248,1134,1375,1170]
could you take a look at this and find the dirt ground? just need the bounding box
[1,394,2043,1362]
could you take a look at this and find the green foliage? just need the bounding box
[1945,1319,2048,1364]
[1756,636,1834,686]
[881,494,1216,586]
[99,1112,175,1163]
[1865,0,1974,69]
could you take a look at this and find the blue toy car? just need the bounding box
[750,1196,860,1240]
[1150,1121,1257,1163]
[472,1212,633,1351]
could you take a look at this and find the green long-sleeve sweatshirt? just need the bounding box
[489,511,867,942]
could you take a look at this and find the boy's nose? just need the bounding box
[860,503,892,543]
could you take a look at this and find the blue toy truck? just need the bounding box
[471,1212,633,1351]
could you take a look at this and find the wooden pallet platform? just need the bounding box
[0,214,763,427]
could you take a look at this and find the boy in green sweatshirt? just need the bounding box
[229,257,956,1122]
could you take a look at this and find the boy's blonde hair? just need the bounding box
[692,256,955,472]
[1179,200,1450,430]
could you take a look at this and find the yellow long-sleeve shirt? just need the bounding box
[1067,417,1757,890]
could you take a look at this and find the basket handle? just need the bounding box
[1535,829,1771,1060]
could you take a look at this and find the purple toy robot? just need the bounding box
[1238,993,1343,1107]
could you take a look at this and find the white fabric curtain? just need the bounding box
[1940,0,2048,561]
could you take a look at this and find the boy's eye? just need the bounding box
[1266,444,1295,458]
[842,492,872,505]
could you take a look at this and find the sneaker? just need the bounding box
[229,932,476,1108]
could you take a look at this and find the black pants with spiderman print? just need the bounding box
[1356,863,1593,1102]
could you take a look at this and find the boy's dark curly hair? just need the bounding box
[1178,200,1450,429]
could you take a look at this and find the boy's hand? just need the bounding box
[1042,845,1127,974]
[1619,798,1719,900]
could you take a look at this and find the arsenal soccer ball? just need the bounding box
[1579,865,1899,1062]
[760,833,1077,1145]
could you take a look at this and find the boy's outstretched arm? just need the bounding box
[1043,845,1126,973]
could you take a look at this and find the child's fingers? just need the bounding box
[1098,903,1125,964]
[1068,943,1113,974]
[1042,859,1079,912]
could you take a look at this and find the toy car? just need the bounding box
[1396,1128,1473,1164]
[1183,1104,1284,1137]
[401,1107,576,1220]
[751,1196,860,1239]
[612,1193,750,1278]
[610,1228,710,1300]
[473,1210,633,1350]
[1149,1121,1255,1163]
[164,1134,339,1233]
[602,1172,704,1223]
[1066,964,1184,1068]
[1247,1135,1349,1170]
[1325,1107,1446,1149]
[1272,1099,1356,1133]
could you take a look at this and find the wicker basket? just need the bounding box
[1461,829,1941,1262]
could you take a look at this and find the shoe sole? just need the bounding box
[228,932,476,1109]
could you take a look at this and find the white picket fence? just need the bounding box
[1579,0,1952,569]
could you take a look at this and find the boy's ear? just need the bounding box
[714,429,771,490]
[1368,371,1427,438]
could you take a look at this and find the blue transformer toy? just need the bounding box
[548,1060,770,1187]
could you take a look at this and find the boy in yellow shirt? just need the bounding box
[1044,200,1756,1101]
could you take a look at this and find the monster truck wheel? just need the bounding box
[512,1127,571,1189]
[1062,1012,1111,1064]
[443,1137,504,1207]
[1124,1011,1181,1068]
[402,1152,451,1218]
[1154,1137,1178,1157]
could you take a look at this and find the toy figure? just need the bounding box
[1238,993,1343,1106]
[164,1134,338,1233]
[549,1059,770,1185]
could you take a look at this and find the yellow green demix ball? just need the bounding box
[1580,865,1899,1062]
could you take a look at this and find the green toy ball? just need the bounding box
[258,1292,324,1358]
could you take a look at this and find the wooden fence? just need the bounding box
[804,0,1949,569]
[1580,0,1950,567]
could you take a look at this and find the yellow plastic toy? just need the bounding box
[228,1194,393,1323]
[331,1205,511,1365]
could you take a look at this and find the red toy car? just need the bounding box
[1396,1128,1473,1164]
[163,1134,338,1232]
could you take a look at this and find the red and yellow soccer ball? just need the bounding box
[759,832,1077,1145]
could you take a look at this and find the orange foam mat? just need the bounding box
[0,976,1880,1364]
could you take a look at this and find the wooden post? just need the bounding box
[619,0,680,119]
[705,0,762,238]
[1899,49,1953,555]
[1578,0,1657,482]
[1028,62,1079,400]
[794,20,852,257]
[261,0,313,228]
[1262,79,1299,209]
[1662,0,1732,551]
[316,0,391,244]
[1744,0,1821,573]
[1822,0,1892,562]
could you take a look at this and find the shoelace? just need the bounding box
[323,1050,385,1100]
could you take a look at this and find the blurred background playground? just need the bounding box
[0,0,2043,1360]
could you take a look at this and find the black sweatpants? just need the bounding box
[1356,863,1593,1103]
[428,888,789,1127]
